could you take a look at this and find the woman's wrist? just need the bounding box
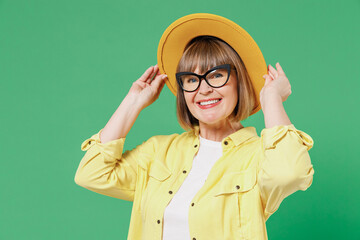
[260,93,291,128]
[124,93,145,112]
[260,92,282,112]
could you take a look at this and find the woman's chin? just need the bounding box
[197,116,224,125]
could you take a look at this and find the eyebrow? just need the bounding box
[191,65,219,74]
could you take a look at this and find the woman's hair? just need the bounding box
[176,35,256,131]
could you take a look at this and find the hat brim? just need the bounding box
[157,13,267,116]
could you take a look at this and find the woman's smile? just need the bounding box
[196,98,223,109]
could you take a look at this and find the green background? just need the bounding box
[1,0,359,239]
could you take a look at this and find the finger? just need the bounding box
[146,64,161,83]
[155,66,161,76]
[267,71,275,80]
[268,64,278,79]
[268,71,274,80]
[158,76,166,93]
[267,66,275,80]
[147,66,160,84]
[154,64,162,76]
[276,62,285,76]
[139,66,155,82]
[263,74,271,86]
[151,73,168,90]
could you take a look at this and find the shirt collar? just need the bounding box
[191,125,259,146]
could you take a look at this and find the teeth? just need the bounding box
[199,99,220,106]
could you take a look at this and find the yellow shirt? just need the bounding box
[74,124,314,240]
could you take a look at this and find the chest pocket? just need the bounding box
[212,168,257,234]
[214,168,257,196]
[214,167,257,197]
[148,159,172,181]
[140,159,172,221]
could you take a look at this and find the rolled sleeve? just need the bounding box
[75,128,137,201]
[80,128,125,163]
[261,124,314,151]
[258,124,315,221]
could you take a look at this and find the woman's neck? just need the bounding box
[198,120,244,142]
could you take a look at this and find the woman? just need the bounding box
[75,13,314,240]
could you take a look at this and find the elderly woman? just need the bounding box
[75,13,314,240]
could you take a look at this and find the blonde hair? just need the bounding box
[176,35,256,131]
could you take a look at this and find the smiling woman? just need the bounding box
[176,35,257,131]
[75,13,315,240]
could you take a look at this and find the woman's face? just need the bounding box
[183,65,238,126]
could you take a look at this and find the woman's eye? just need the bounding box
[209,73,223,79]
[187,78,197,83]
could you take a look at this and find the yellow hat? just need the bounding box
[157,13,267,116]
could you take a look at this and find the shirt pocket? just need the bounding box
[214,168,257,196]
[213,168,257,231]
[140,159,172,221]
[148,159,172,181]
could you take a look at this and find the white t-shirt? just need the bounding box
[162,135,223,240]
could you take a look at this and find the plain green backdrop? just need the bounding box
[1,0,359,239]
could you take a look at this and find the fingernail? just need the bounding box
[162,74,168,79]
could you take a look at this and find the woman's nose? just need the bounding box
[198,78,213,94]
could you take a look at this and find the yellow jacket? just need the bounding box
[74,124,314,240]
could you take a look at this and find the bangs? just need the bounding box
[176,35,234,74]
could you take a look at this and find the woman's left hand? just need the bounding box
[260,62,291,103]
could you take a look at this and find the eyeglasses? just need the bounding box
[176,64,235,92]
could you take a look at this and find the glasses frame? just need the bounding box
[176,64,235,92]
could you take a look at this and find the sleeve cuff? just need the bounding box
[80,128,126,160]
[260,124,314,151]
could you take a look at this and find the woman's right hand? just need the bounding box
[127,64,168,110]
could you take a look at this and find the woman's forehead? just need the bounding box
[189,60,221,73]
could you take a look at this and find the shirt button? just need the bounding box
[191,203,194,206]
[169,191,173,194]
[183,170,187,174]
[224,141,228,145]
[194,144,198,148]
[236,185,240,189]
[157,219,160,224]
[193,238,196,240]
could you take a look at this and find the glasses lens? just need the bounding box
[206,68,229,87]
[178,67,230,91]
[179,75,200,91]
